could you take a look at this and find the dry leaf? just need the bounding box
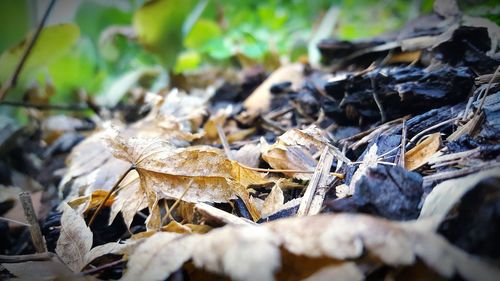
[68,189,115,214]
[261,181,285,218]
[123,213,500,281]
[106,133,268,228]
[109,170,146,229]
[56,203,93,272]
[84,241,136,267]
[121,232,186,281]
[244,63,304,114]
[405,133,441,170]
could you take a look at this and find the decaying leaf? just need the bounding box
[405,133,441,171]
[68,189,115,214]
[123,213,500,281]
[262,125,345,180]
[55,203,93,272]
[261,181,285,218]
[106,132,269,228]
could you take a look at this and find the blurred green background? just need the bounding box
[0,0,497,110]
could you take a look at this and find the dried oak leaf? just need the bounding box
[106,133,268,228]
[123,214,500,281]
[56,203,93,272]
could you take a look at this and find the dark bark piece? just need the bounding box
[324,66,474,125]
[474,91,500,140]
[325,165,423,221]
[438,176,500,259]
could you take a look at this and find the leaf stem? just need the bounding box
[88,165,135,227]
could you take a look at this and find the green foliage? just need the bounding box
[0,0,33,54]
[133,0,198,69]
[0,23,80,87]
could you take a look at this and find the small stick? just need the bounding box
[474,66,499,118]
[0,252,55,263]
[216,123,234,160]
[239,164,344,179]
[398,120,407,167]
[0,0,57,101]
[0,216,31,227]
[19,192,47,253]
[80,259,124,276]
[88,165,135,227]
[161,179,193,224]
[297,147,335,216]
[0,101,89,111]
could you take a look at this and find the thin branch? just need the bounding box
[216,123,234,160]
[0,216,31,227]
[0,252,56,263]
[239,163,344,179]
[19,192,47,253]
[88,165,135,227]
[474,66,499,118]
[0,100,90,111]
[80,259,125,276]
[0,0,58,101]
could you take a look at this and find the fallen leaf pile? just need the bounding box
[1,1,499,280]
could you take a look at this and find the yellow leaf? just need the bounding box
[405,133,441,171]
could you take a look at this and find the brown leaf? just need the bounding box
[405,133,441,170]
[106,133,268,228]
[109,170,146,229]
[262,126,347,180]
[56,203,93,272]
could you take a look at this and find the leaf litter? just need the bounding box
[1,1,500,280]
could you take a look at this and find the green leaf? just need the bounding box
[133,0,198,69]
[174,50,201,73]
[184,19,221,49]
[0,23,80,86]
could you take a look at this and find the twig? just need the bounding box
[0,252,56,263]
[0,216,31,227]
[474,66,499,118]
[398,120,406,167]
[162,179,193,224]
[216,123,234,160]
[406,117,461,148]
[0,0,57,101]
[89,165,135,227]
[80,259,125,276]
[19,192,47,253]
[239,164,344,179]
[371,74,386,123]
[0,101,90,111]
[423,161,500,186]
[297,147,335,216]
